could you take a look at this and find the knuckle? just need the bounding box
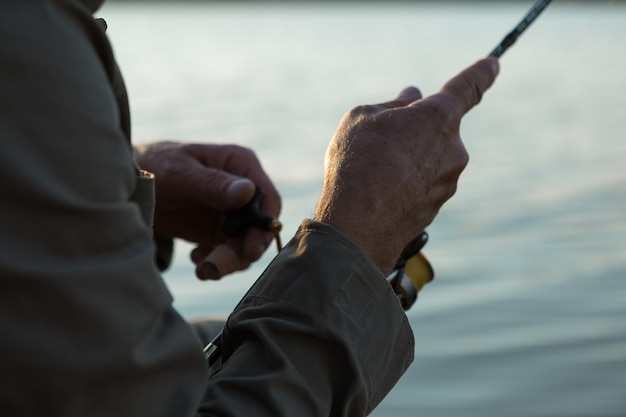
[422,97,457,128]
[224,144,255,158]
[224,144,260,167]
[346,104,378,121]
[456,140,470,168]
[447,181,459,199]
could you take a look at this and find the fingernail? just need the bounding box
[226,178,254,205]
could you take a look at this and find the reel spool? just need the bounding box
[387,232,434,310]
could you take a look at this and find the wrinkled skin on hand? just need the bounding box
[315,58,500,274]
[134,142,281,279]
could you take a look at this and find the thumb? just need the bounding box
[185,166,256,210]
[223,176,256,208]
[436,57,500,118]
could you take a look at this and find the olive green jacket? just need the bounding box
[0,1,413,415]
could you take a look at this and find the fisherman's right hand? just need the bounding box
[315,58,500,275]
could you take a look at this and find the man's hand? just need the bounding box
[134,142,281,279]
[315,58,500,274]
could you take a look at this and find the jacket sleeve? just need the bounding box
[199,220,414,417]
[0,3,414,417]
[0,2,208,416]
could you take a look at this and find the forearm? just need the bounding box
[200,220,414,417]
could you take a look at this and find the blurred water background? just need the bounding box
[100,1,625,416]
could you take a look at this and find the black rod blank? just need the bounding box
[489,0,554,58]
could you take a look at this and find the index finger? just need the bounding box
[435,57,500,118]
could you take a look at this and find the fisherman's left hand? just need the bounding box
[134,142,281,279]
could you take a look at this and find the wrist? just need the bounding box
[314,203,401,276]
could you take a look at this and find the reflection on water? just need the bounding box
[100,2,626,416]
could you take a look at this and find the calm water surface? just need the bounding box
[100,2,626,416]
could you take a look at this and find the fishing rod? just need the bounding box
[489,0,554,58]
[203,0,555,371]
[386,0,556,314]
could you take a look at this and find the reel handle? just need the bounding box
[221,185,283,251]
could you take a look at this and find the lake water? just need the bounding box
[99,2,626,416]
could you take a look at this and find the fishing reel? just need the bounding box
[387,232,434,310]
[221,185,434,311]
[221,185,283,250]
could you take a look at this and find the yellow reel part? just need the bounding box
[389,252,434,310]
